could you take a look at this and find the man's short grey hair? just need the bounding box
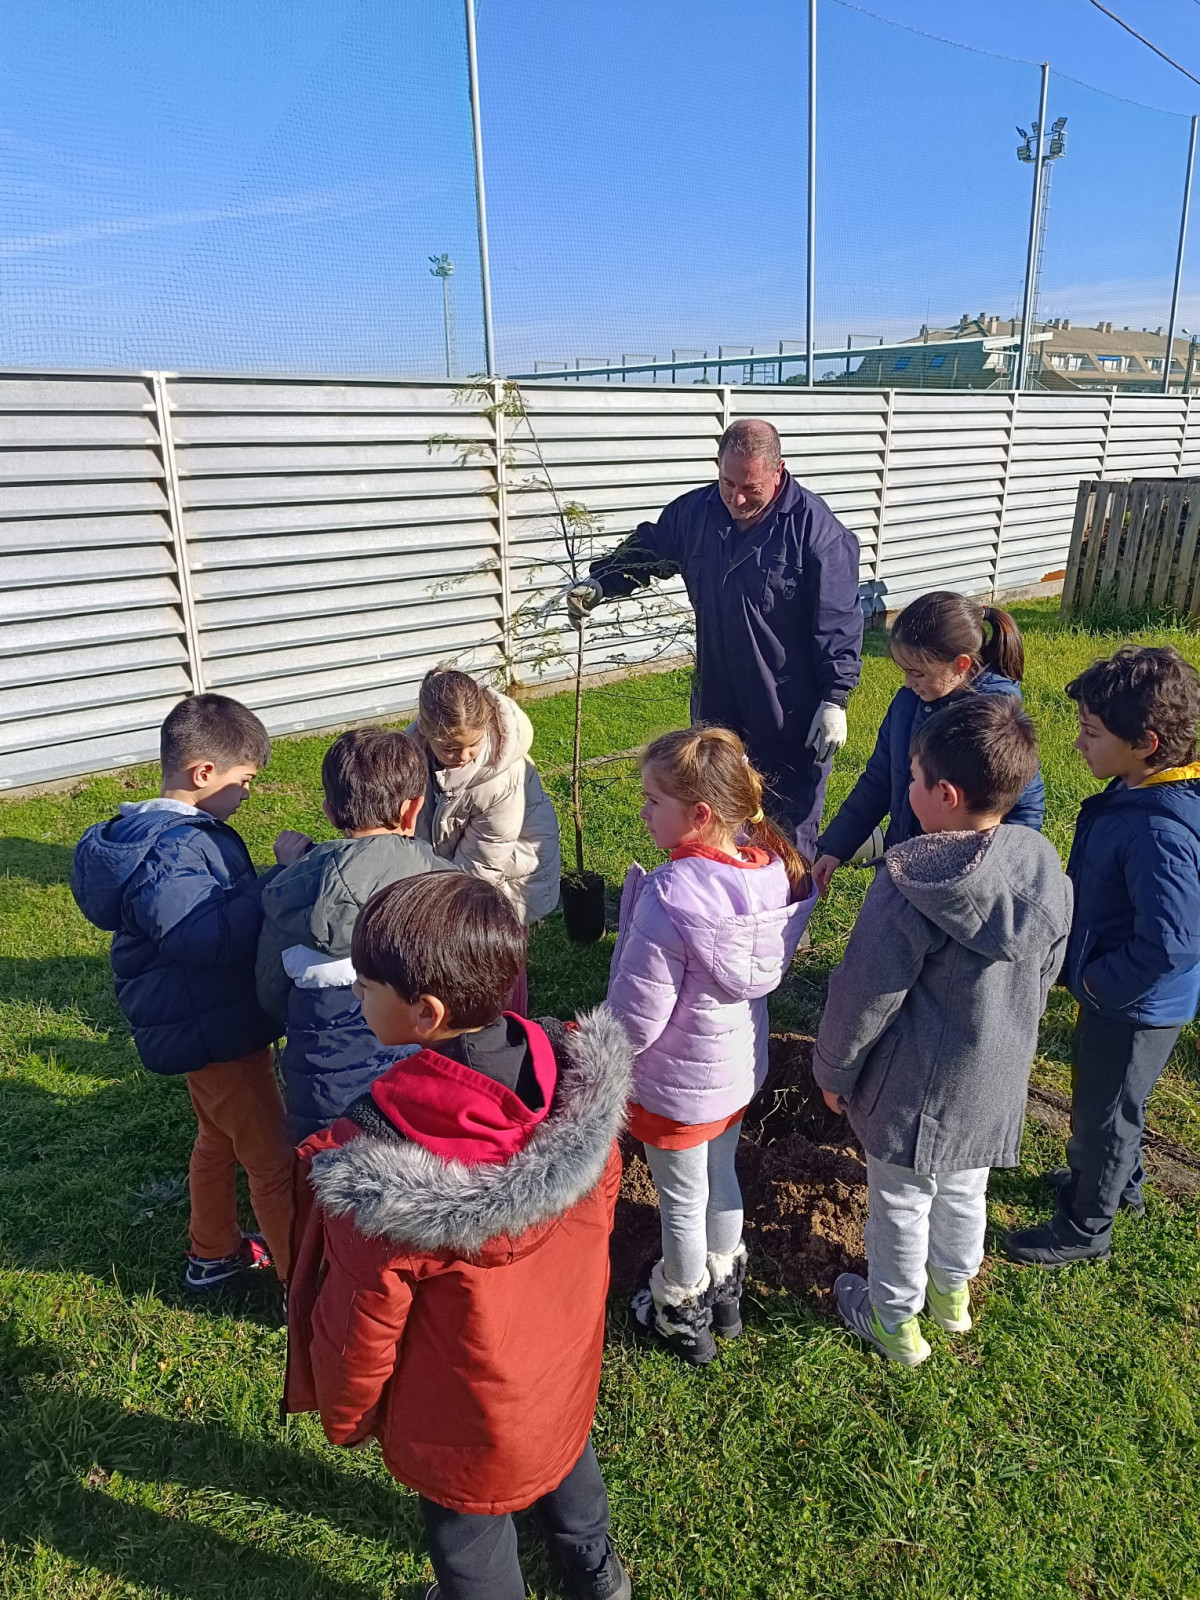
[717,418,781,468]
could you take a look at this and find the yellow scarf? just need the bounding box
[1137,760,1200,789]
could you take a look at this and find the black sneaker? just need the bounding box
[184,1232,273,1291]
[562,1545,632,1600]
[1003,1224,1111,1267]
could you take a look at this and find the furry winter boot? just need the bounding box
[707,1242,749,1338]
[632,1260,716,1365]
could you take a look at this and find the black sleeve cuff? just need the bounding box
[825,691,849,709]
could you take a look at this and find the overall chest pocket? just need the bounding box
[759,559,799,615]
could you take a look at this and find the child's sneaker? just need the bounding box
[924,1277,972,1333]
[184,1232,273,1291]
[834,1273,931,1366]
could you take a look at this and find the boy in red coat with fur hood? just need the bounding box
[284,873,632,1600]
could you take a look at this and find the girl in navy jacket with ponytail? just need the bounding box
[813,592,1044,895]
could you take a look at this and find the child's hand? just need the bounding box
[821,1088,848,1115]
[812,854,841,896]
[274,830,314,866]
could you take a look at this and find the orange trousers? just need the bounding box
[185,1047,295,1280]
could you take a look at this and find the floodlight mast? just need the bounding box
[429,253,455,378]
[1015,66,1067,390]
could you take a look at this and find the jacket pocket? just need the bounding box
[856,1031,899,1118]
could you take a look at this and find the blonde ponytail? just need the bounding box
[641,725,812,900]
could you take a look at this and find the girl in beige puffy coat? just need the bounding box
[411,671,562,930]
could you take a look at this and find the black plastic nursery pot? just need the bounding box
[561,871,606,944]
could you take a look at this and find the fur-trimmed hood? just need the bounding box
[308,1007,631,1259]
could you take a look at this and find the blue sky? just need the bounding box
[3,1,1200,374]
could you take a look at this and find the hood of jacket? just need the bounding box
[261,833,448,955]
[72,799,218,931]
[885,824,1071,963]
[307,1007,631,1260]
[419,687,534,799]
[638,853,817,1000]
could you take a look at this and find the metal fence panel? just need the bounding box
[4,374,1200,791]
[167,375,504,738]
[0,373,193,790]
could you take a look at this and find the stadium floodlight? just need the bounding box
[429,254,455,378]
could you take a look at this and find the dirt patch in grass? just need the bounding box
[610,1033,868,1308]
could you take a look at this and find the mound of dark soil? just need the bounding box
[610,1033,868,1307]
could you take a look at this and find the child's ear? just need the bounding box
[954,653,973,675]
[188,760,216,790]
[416,994,448,1036]
[692,801,713,831]
[938,778,962,811]
[1136,729,1161,761]
[397,795,424,835]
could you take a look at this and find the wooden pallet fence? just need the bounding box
[1060,477,1200,620]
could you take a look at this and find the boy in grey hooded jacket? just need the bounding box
[814,696,1072,1365]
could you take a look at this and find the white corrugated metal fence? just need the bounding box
[3,372,1198,790]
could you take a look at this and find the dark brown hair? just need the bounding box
[909,694,1040,817]
[890,590,1025,683]
[417,668,500,743]
[160,693,270,774]
[352,874,526,1030]
[641,724,812,898]
[1066,645,1200,769]
[322,727,427,832]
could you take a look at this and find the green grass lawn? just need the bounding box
[2,600,1200,1600]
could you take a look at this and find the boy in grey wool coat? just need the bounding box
[814,695,1072,1365]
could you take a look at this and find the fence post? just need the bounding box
[1178,391,1192,478]
[720,384,732,437]
[992,390,1020,597]
[152,372,204,695]
[873,390,895,606]
[1099,389,1115,477]
[491,379,513,680]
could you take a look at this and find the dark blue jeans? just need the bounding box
[1053,1009,1181,1248]
[420,1439,611,1600]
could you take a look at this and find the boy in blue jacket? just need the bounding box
[72,694,294,1290]
[1007,646,1200,1266]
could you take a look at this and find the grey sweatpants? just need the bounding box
[866,1155,990,1331]
[644,1121,744,1289]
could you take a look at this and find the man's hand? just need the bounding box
[567,579,603,626]
[821,1088,848,1115]
[806,701,848,763]
[273,830,314,866]
[812,853,842,896]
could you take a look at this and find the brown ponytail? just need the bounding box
[890,590,1025,684]
[641,725,813,900]
[980,605,1025,682]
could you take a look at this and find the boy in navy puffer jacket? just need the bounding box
[1007,646,1200,1267]
[255,727,456,1142]
[72,694,293,1291]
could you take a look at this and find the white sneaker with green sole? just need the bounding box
[834,1273,931,1366]
[924,1277,972,1333]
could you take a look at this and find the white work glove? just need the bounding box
[567,578,603,626]
[805,701,848,763]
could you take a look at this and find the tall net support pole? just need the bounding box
[1163,115,1199,396]
[805,0,817,388]
[465,0,497,377]
[1015,63,1049,392]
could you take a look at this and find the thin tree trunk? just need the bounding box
[571,619,586,874]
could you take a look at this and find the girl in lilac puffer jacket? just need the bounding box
[606,727,817,1365]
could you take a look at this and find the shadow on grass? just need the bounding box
[0,837,78,887]
[0,954,124,1032]
[0,1328,426,1598]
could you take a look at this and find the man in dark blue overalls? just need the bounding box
[569,418,863,859]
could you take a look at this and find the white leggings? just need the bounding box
[866,1156,990,1330]
[644,1121,744,1290]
